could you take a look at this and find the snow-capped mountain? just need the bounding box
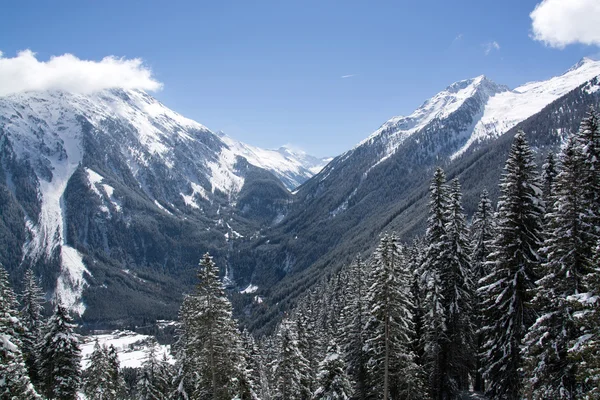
[239,58,600,323]
[352,57,600,175]
[0,88,326,315]
[217,133,331,190]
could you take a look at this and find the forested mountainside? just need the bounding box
[3,108,599,398]
[237,61,600,333]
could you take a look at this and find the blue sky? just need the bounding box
[1,0,599,157]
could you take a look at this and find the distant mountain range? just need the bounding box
[1,58,599,328]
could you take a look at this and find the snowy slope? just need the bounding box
[0,88,325,315]
[354,75,509,171]
[1,91,91,314]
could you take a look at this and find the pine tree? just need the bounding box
[83,340,113,400]
[157,352,174,398]
[471,190,495,285]
[541,151,558,209]
[576,107,600,233]
[440,179,474,393]
[19,268,46,390]
[104,344,127,399]
[176,253,248,400]
[39,302,82,400]
[312,340,353,400]
[522,135,591,399]
[407,238,426,371]
[272,318,310,400]
[479,131,544,399]
[569,240,600,399]
[340,257,370,399]
[296,299,321,398]
[261,335,278,399]
[136,340,165,400]
[365,234,424,400]
[241,330,265,400]
[0,265,40,399]
[470,189,495,393]
[422,168,451,399]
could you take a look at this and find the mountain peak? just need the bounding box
[564,57,600,75]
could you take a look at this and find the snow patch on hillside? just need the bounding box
[241,284,258,294]
[3,94,92,315]
[81,331,173,370]
[85,168,121,214]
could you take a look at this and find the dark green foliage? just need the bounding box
[19,268,46,390]
[175,253,253,400]
[479,131,543,399]
[365,234,424,400]
[469,190,495,392]
[541,152,557,208]
[272,318,310,400]
[439,179,474,392]
[569,241,600,398]
[0,264,40,399]
[39,303,82,400]
[522,136,589,398]
[313,341,353,400]
[340,258,370,399]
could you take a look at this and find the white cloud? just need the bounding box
[452,33,464,44]
[341,74,357,79]
[483,41,500,55]
[530,0,600,48]
[0,50,162,96]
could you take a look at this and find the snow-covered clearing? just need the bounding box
[80,330,174,370]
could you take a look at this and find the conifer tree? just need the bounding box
[312,340,353,400]
[470,189,495,392]
[340,257,370,399]
[83,340,113,400]
[241,330,266,400]
[422,168,451,399]
[569,240,600,399]
[541,151,558,209]
[106,344,127,399]
[479,131,544,399]
[365,234,424,400]
[19,267,46,389]
[576,107,600,232]
[156,352,174,398]
[272,318,309,400]
[136,340,165,400]
[39,302,82,400]
[408,239,426,370]
[296,299,321,398]
[470,190,495,283]
[522,136,590,399]
[440,179,474,392]
[176,253,248,400]
[0,265,40,399]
